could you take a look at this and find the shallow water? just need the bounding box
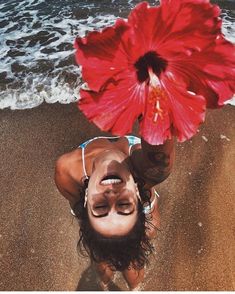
[0,0,234,109]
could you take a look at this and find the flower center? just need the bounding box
[134,51,167,83]
[134,52,168,123]
[134,51,168,123]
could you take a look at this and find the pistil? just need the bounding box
[148,68,167,123]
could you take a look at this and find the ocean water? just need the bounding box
[0,0,234,110]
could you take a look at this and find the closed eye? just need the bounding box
[117,210,134,216]
[91,212,108,218]
[95,205,108,209]
[92,204,109,217]
[91,210,134,218]
[118,203,131,207]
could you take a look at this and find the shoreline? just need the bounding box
[0,102,234,290]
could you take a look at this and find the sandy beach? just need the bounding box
[0,102,234,291]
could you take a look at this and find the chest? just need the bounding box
[72,137,140,183]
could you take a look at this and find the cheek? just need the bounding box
[87,172,99,191]
[126,179,136,192]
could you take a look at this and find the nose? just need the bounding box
[104,188,119,198]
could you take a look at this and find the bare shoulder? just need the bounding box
[55,149,83,204]
[55,149,82,178]
[55,148,83,192]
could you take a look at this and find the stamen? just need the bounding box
[153,112,158,123]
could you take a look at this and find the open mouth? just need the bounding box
[100,174,123,185]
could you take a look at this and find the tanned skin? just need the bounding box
[55,136,175,290]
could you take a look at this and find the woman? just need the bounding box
[55,135,174,290]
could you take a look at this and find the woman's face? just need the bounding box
[86,149,139,237]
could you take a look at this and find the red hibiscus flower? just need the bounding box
[75,0,235,145]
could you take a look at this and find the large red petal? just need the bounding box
[127,0,221,61]
[74,19,130,92]
[163,77,206,142]
[168,36,235,108]
[78,70,146,135]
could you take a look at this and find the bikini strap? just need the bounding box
[81,146,89,180]
[125,135,141,155]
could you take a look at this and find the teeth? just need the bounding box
[101,179,122,185]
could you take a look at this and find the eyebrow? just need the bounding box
[91,209,135,218]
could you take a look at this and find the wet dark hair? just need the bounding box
[73,179,155,271]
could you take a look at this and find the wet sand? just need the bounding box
[0,102,234,291]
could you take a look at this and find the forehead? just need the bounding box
[89,212,138,237]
